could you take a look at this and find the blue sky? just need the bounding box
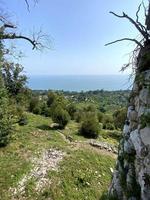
[4,0,147,75]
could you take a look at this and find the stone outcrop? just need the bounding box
[109,48,150,199]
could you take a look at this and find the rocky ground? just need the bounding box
[10,149,65,199]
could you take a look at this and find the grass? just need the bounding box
[0,113,117,200]
[45,149,115,200]
[99,129,121,146]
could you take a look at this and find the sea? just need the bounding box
[27,75,133,92]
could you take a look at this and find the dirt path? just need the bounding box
[10,149,65,199]
[10,129,117,199]
[56,130,117,159]
[69,141,117,159]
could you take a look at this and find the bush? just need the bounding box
[15,106,28,126]
[29,97,40,113]
[97,112,104,123]
[18,113,28,126]
[84,104,96,112]
[47,91,56,107]
[0,88,13,147]
[43,107,52,117]
[79,113,99,138]
[74,110,85,123]
[113,108,127,129]
[103,122,115,130]
[102,114,115,129]
[67,103,77,120]
[32,106,42,115]
[52,106,70,129]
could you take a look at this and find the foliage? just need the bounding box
[17,108,28,126]
[140,112,150,128]
[2,63,27,97]
[113,108,127,129]
[67,103,77,119]
[29,96,41,114]
[84,104,96,112]
[47,91,57,107]
[104,123,115,130]
[0,88,13,146]
[52,106,70,129]
[43,106,52,117]
[74,110,86,123]
[102,114,114,130]
[97,112,104,123]
[79,112,99,138]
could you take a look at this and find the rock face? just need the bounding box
[109,53,150,199]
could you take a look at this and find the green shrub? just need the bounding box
[47,91,56,107]
[32,106,42,115]
[15,106,28,126]
[102,114,115,130]
[52,106,70,129]
[29,97,40,112]
[43,107,52,117]
[113,108,127,129]
[67,103,77,119]
[97,112,104,123]
[79,113,99,138]
[140,112,150,128]
[74,110,86,123]
[18,113,28,126]
[103,122,115,130]
[84,104,96,112]
[0,88,13,147]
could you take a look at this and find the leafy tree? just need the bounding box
[79,113,99,138]
[0,88,13,146]
[113,108,127,129]
[74,110,87,123]
[47,91,56,107]
[102,114,114,129]
[99,106,106,113]
[97,111,104,123]
[2,63,27,97]
[67,103,77,119]
[84,104,96,112]
[29,96,40,113]
[52,106,70,129]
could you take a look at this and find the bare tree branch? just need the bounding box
[24,0,39,11]
[0,0,50,51]
[136,3,142,23]
[0,33,38,49]
[24,0,30,11]
[135,3,147,32]
[105,38,143,48]
[110,11,149,40]
[142,1,147,18]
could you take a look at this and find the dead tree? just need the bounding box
[0,0,50,50]
[106,2,150,47]
[105,1,150,73]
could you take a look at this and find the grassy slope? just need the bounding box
[0,113,117,200]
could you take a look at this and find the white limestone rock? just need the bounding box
[139,88,150,105]
[123,124,130,136]
[140,127,150,145]
[127,106,135,119]
[124,139,134,154]
[130,130,143,157]
[138,105,145,117]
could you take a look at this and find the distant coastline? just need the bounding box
[27,75,133,92]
